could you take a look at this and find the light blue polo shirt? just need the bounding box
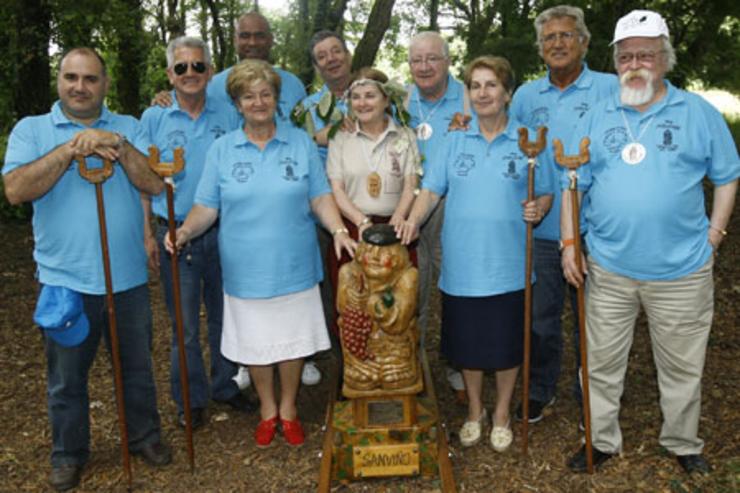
[407,75,467,169]
[568,81,739,280]
[208,65,307,123]
[301,84,349,164]
[423,117,555,297]
[140,91,240,220]
[510,64,618,240]
[3,102,151,295]
[194,121,331,299]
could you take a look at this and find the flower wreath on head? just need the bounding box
[291,78,424,191]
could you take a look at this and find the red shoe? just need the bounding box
[281,417,305,446]
[254,415,279,448]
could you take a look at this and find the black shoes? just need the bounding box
[567,445,614,472]
[178,407,206,429]
[676,454,711,475]
[214,392,257,413]
[133,441,173,467]
[49,464,82,491]
[515,396,556,423]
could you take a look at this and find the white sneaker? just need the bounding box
[446,367,465,391]
[301,361,322,386]
[490,418,513,452]
[232,366,250,389]
[459,408,487,447]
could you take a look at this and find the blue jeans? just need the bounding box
[45,284,161,467]
[156,221,238,411]
[530,238,582,403]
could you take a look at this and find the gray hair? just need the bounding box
[166,36,212,68]
[534,5,591,58]
[612,36,676,72]
[409,31,449,60]
[309,30,349,64]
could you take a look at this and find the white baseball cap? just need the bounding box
[611,10,670,45]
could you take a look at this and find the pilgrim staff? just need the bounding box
[77,156,133,488]
[553,137,593,473]
[517,127,547,455]
[148,146,195,471]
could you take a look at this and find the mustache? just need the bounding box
[620,68,651,85]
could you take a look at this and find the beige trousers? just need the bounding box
[585,256,714,455]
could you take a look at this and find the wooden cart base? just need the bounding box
[318,351,456,492]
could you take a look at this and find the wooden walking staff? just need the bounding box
[77,156,133,488]
[517,127,547,455]
[147,146,195,471]
[553,137,594,474]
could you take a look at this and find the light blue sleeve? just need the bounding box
[421,133,451,196]
[3,117,39,175]
[194,140,222,209]
[701,102,740,185]
[307,137,331,199]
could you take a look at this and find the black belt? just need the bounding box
[156,216,184,228]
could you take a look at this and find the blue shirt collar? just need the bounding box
[164,90,218,116]
[51,101,113,127]
[464,114,519,142]
[540,63,595,93]
[606,79,684,115]
[233,119,291,148]
[410,74,463,104]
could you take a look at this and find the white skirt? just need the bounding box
[221,284,331,365]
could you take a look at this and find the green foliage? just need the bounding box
[0,134,32,222]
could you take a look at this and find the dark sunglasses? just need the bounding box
[173,61,207,75]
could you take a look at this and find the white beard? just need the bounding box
[619,69,654,106]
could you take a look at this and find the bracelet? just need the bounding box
[709,225,727,236]
[332,227,349,237]
[559,238,576,250]
[358,217,371,227]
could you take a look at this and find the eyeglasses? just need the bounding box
[173,62,207,75]
[409,55,447,67]
[542,31,578,45]
[615,50,665,65]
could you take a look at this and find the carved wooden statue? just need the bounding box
[337,224,422,398]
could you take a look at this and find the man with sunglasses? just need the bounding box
[509,5,618,426]
[562,10,738,474]
[140,36,254,431]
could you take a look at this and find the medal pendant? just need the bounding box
[621,142,646,165]
[367,172,382,198]
[416,123,433,141]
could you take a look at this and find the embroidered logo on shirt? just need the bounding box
[574,102,590,118]
[232,162,254,183]
[210,125,227,139]
[453,153,476,176]
[502,152,523,180]
[167,130,187,149]
[657,120,679,152]
[529,107,549,127]
[279,157,300,181]
[603,127,629,153]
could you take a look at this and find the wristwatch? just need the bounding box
[114,132,127,150]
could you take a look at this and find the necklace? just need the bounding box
[619,110,654,165]
[358,130,387,198]
[414,91,445,141]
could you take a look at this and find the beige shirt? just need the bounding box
[326,118,419,216]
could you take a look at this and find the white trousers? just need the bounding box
[585,256,713,455]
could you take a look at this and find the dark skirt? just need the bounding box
[440,289,524,370]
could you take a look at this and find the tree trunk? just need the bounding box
[15,0,51,118]
[351,0,396,71]
[428,0,439,31]
[115,0,145,116]
[203,0,228,71]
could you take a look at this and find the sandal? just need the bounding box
[254,415,279,448]
[459,408,488,447]
[490,418,513,452]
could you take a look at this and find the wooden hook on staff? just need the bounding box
[77,155,133,488]
[517,126,547,456]
[147,145,194,472]
[553,137,594,474]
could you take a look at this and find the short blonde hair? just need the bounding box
[463,56,515,96]
[227,59,281,101]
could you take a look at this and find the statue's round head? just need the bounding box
[357,224,411,280]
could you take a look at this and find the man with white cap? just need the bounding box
[562,9,738,474]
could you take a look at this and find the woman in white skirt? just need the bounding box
[166,59,356,447]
